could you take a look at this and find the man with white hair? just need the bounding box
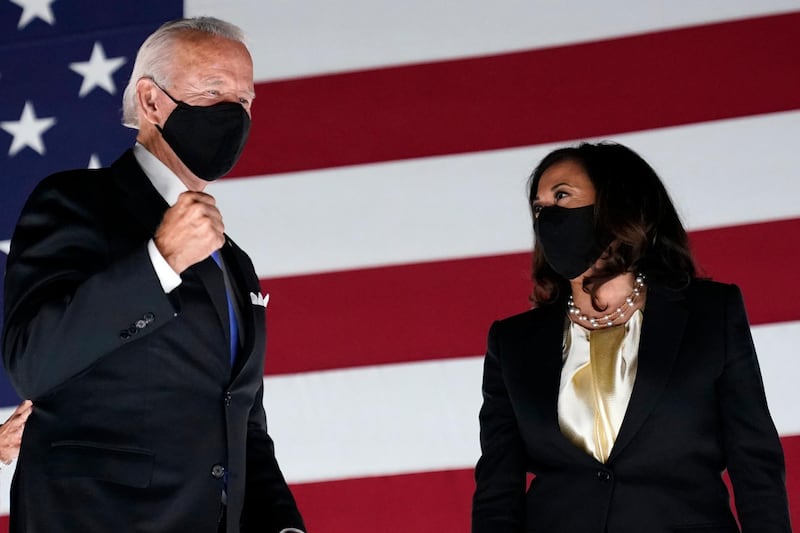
[2,17,306,533]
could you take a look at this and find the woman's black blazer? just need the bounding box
[472,279,791,532]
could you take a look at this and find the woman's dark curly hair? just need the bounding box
[528,142,696,308]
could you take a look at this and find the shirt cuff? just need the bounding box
[147,239,182,293]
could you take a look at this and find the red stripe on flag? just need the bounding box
[262,252,531,374]
[232,12,800,177]
[784,435,800,525]
[291,468,475,533]
[690,218,800,326]
[262,218,800,375]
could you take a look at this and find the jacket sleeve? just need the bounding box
[717,284,791,532]
[241,380,306,533]
[2,176,176,399]
[472,321,527,533]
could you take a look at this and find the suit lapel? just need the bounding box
[193,256,233,360]
[219,237,258,378]
[110,150,168,237]
[607,284,688,463]
[520,303,601,467]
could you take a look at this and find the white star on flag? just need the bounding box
[88,154,102,169]
[69,42,127,97]
[9,0,56,29]
[0,101,57,157]
[0,240,10,255]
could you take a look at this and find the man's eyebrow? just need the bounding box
[198,77,256,99]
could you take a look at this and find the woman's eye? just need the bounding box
[554,191,568,201]
[532,204,543,216]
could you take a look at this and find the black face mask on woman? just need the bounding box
[155,85,251,182]
[534,204,605,280]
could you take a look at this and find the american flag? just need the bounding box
[1,1,798,530]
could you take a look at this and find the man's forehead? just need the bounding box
[171,33,251,63]
[168,37,254,88]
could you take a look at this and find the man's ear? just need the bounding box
[136,78,164,126]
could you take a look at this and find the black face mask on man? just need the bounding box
[534,204,606,280]
[154,84,251,182]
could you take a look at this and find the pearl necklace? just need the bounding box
[567,274,645,329]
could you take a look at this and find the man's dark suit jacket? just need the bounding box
[472,280,791,533]
[2,150,305,533]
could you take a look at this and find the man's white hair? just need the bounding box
[121,17,247,129]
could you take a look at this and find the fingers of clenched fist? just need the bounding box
[7,400,32,430]
[154,191,225,274]
[0,399,32,464]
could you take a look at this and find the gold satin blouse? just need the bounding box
[557,309,643,463]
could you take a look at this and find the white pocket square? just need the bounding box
[249,291,269,308]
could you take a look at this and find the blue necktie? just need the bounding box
[211,250,238,366]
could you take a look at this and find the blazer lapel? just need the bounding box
[519,303,601,467]
[193,255,232,359]
[607,284,688,463]
[110,150,168,237]
[219,237,258,378]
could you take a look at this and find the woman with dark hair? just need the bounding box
[471,142,791,532]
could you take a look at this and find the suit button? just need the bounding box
[128,325,138,335]
[120,330,130,340]
[136,319,147,329]
[224,391,232,407]
[211,464,226,479]
[143,312,155,323]
[596,470,612,483]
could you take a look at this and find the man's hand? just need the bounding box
[154,191,225,274]
[0,400,33,464]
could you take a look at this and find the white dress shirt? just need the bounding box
[133,143,186,293]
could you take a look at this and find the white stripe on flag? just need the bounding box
[750,320,800,436]
[212,110,800,278]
